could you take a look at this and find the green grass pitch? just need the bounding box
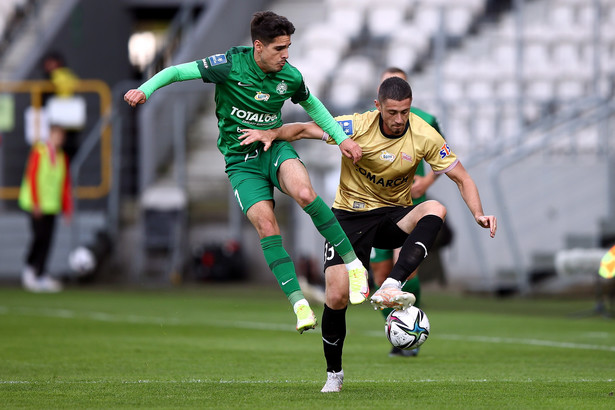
[0,285,613,408]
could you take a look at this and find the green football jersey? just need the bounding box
[195,47,310,161]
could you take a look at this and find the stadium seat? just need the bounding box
[290,57,328,97]
[466,79,493,101]
[471,105,497,146]
[329,81,362,110]
[445,6,474,37]
[550,5,576,28]
[441,80,464,102]
[325,0,369,40]
[301,23,349,75]
[385,24,429,72]
[523,44,551,77]
[525,79,555,102]
[365,0,410,39]
[555,79,586,100]
[329,55,375,109]
[413,7,442,37]
[336,55,375,92]
[578,4,596,26]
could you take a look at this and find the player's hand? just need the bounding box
[476,215,497,238]
[239,129,276,151]
[339,138,362,164]
[124,89,146,107]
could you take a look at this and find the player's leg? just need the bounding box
[320,213,376,392]
[36,214,61,292]
[388,200,445,283]
[371,201,444,310]
[23,214,44,291]
[228,159,316,333]
[370,248,394,287]
[246,200,317,333]
[276,156,369,304]
[369,209,418,309]
[320,261,349,393]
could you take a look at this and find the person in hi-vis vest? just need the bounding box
[19,124,72,292]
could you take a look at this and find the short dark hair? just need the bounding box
[382,67,406,78]
[250,11,295,45]
[378,76,412,103]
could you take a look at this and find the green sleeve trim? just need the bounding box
[138,62,201,99]
[299,94,348,145]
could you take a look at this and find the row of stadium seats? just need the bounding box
[290,0,488,101]
[285,0,614,157]
[324,0,485,40]
[298,0,613,108]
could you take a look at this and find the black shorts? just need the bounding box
[323,206,415,270]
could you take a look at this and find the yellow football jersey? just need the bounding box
[326,109,458,211]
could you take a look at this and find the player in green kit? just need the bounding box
[240,76,497,392]
[124,11,370,333]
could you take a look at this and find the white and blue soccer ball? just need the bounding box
[385,306,430,350]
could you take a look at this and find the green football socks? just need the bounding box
[303,196,357,263]
[260,235,304,305]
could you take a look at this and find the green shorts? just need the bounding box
[225,141,301,214]
[370,248,394,263]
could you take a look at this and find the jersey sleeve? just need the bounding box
[423,130,458,174]
[299,94,348,144]
[195,52,232,84]
[320,113,363,145]
[290,77,310,103]
[138,62,202,99]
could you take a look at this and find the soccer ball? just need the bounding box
[385,306,430,350]
[68,246,96,275]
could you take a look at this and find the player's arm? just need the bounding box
[239,122,323,150]
[445,162,497,238]
[124,62,202,107]
[299,94,362,163]
[240,122,362,164]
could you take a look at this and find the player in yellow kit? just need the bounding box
[240,76,497,392]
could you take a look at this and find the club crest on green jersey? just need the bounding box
[276,81,288,95]
[255,91,270,101]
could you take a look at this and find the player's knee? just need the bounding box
[326,288,348,309]
[252,216,279,237]
[296,187,317,208]
[424,200,447,220]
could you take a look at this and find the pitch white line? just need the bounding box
[1,306,614,352]
[437,334,615,352]
[1,378,613,385]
